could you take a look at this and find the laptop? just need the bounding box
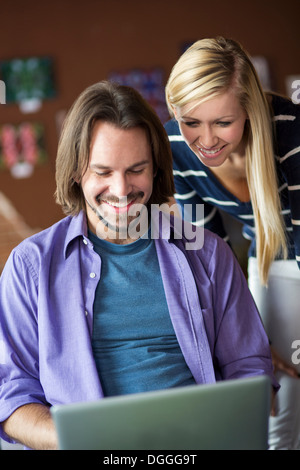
[51,375,271,450]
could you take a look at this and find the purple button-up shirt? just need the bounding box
[0,210,276,441]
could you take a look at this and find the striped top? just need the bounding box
[165,94,300,268]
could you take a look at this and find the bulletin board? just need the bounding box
[108,67,170,123]
[0,56,56,112]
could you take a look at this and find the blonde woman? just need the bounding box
[165,37,300,450]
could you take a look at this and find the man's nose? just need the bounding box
[110,174,132,197]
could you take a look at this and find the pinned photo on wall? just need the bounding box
[0,56,56,113]
[0,122,47,178]
[108,68,170,123]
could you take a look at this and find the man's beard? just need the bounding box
[86,192,149,240]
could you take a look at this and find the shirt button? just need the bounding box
[83,238,88,245]
[85,310,88,316]
[89,272,96,278]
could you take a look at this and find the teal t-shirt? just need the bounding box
[89,230,195,396]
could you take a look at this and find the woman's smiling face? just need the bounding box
[174,90,248,168]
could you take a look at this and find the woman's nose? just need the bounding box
[198,126,218,148]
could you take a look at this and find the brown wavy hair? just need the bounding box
[55,81,175,216]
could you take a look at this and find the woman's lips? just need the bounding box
[196,144,226,159]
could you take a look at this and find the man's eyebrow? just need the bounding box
[90,160,150,170]
[127,160,151,169]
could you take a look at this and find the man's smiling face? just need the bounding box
[80,121,154,244]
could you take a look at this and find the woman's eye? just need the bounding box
[217,121,232,127]
[183,121,199,128]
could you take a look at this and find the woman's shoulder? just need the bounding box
[268,92,300,117]
[164,118,181,135]
[268,93,300,170]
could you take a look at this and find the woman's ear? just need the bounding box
[172,106,179,121]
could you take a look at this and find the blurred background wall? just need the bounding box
[0,0,299,269]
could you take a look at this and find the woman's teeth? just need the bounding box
[199,147,222,155]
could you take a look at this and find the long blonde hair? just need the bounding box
[166,37,287,285]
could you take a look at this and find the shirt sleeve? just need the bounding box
[275,100,300,268]
[285,157,300,268]
[204,235,278,389]
[278,114,300,268]
[0,248,47,441]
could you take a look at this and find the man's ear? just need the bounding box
[72,173,81,185]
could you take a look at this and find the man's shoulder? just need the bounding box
[12,215,75,262]
[167,213,226,258]
[20,215,72,244]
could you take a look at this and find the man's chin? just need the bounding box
[95,212,149,242]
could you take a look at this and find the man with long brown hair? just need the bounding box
[0,81,276,449]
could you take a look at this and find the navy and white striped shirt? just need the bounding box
[165,94,300,268]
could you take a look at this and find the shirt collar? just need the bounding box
[63,207,184,258]
[64,211,89,258]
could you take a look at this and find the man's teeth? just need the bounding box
[104,200,131,208]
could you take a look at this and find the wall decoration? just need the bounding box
[0,122,47,178]
[108,68,170,123]
[0,56,56,113]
